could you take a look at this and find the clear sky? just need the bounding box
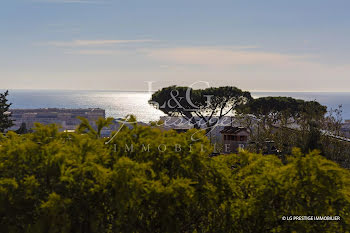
[1,0,350,91]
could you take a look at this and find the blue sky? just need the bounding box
[1,0,350,91]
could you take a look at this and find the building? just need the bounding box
[220,126,250,153]
[341,120,350,138]
[9,108,105,131]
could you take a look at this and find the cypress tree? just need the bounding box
[0,90,14,132]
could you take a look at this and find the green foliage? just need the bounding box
[76,116,114,138]
[0,90,14,132]
[15,122,29,134]
[220,148,350,232]
[150,86,252,129]
[0,122,349,232]
[239,96,328,155]
[239,96,327,120]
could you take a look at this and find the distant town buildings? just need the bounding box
[16,109,350,154]
[341,120,350,138]
[10,108,105,131]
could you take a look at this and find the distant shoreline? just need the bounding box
[4,90,350,122]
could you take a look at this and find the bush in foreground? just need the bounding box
[0,123,349,232]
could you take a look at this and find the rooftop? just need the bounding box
[220,126,247,134]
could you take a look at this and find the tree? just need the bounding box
[323,105,343,137]
[15,122,28,134]
[0,90,14,132]
[295,100,327,153]
[238,96,327,154]
[317,105,350,168]
[76,116,114,138]
[149,86,252,130]
[239,97,326,128]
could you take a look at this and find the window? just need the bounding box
[224,135,246,141]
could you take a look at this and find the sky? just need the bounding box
[1,0,350,91]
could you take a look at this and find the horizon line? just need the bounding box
[2,88,350,93]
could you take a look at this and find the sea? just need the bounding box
[5,90,350,123]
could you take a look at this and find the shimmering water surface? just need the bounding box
[6,90,350,122]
